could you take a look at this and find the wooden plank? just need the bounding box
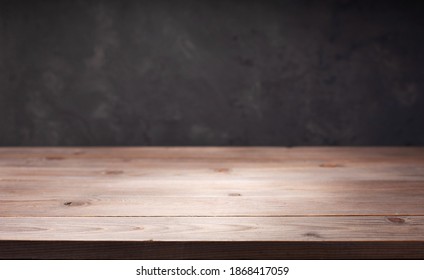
[0,216,423,241]
[2,180,424,198]
[1,195,424,217]
[1,165,423,181]
[0,147,423,162]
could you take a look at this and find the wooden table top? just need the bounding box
[1,147,423,259]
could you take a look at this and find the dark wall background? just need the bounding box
[1,0,423,146]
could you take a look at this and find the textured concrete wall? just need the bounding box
[1,0,423,146]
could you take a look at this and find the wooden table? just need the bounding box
[0,147,423,259]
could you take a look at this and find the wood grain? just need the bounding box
[0,147,423,259]
[1,195,424,217]
[0,216,423,241]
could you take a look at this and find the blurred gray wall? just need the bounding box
[1,0,423,146]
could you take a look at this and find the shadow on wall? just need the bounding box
[0,0,423,146]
